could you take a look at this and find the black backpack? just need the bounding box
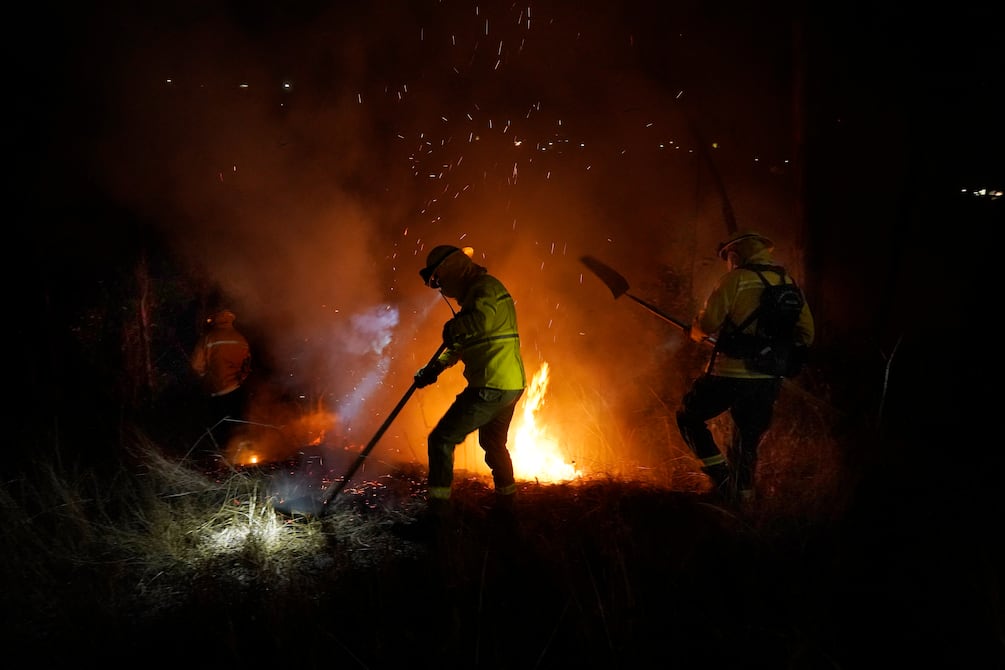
[715,264,807,377]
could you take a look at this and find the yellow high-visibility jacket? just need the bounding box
[439,272,526,391]
[692,250,814,379]
[190,322,251,396]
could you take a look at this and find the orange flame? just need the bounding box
[510,361,581,483]
[225,361,581,484]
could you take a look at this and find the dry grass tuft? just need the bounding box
[1,422,997,668]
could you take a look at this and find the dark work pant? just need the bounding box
[676,374,781,492]
[427,387,524,499]
[203,386,249,449]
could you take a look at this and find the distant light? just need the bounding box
[968,187,1002,200]
[282,81,293,90]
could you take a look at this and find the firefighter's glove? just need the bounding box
[414,360,445,389]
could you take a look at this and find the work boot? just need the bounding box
[427,496,452,516]
[487,491,516,521]
[393,498,452,543]
[418,497,453,529]
[487,492,518,540]
[493,491,515,511]
[735,488,757,513]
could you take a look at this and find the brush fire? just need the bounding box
[224,361,581,485]
[510,361,581,482]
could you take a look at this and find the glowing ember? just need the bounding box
[226,408,338,466]
[510,362,581,483]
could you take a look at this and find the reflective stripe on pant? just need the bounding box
[428,486,452,501]
[676,374,780,492]
[700,453,727,468]
[427,387,524,496]
[495,483,517,496]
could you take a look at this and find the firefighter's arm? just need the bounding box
[442,290,494,347]
[415,344,459,388]
[688,320,709,343]
[692,279,731,343]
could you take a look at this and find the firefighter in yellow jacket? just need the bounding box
[677,231,814,504]
[190,308,252,449]
[413,245,527,519]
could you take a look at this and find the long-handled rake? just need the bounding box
[272,342,447,518]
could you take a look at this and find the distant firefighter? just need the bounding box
[190,308,252,451]
[677,231,814,506]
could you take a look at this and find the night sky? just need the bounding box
[6,2,1001,477]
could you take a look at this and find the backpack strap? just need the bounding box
[707,268,768,371]
[708,265,796,372]
[742,263,789,283]
[729,267,771,334]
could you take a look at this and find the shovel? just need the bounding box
[580,255,701,337]
[272,342,448,518]
[581,255,846,415]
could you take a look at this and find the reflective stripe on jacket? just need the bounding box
[439,273,526,390]
[191,326,252,396]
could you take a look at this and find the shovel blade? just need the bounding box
[580,255,630,299]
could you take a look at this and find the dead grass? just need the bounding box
[0,423,999,668]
